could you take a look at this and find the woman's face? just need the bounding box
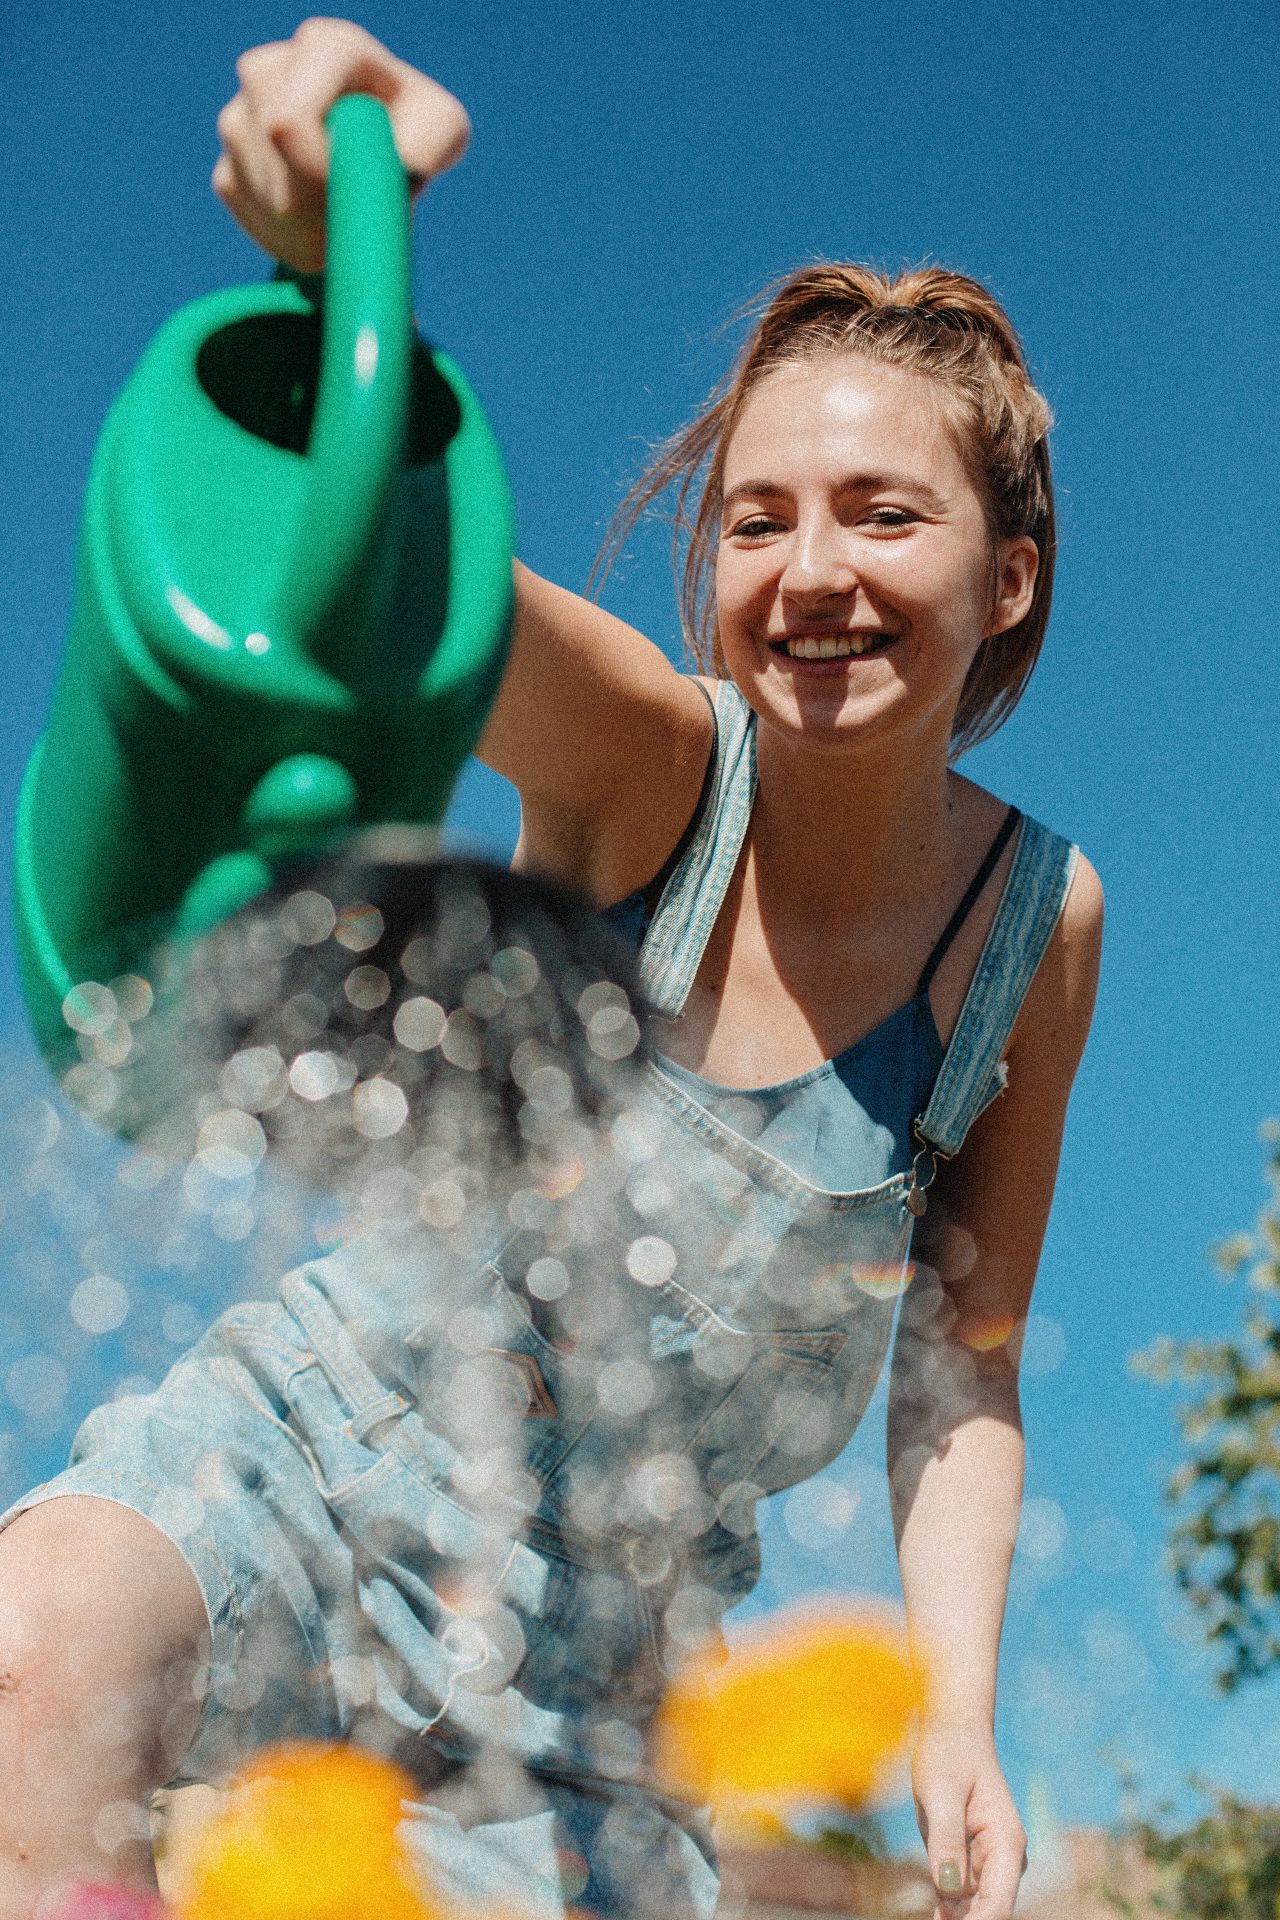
[714,355,1037,756]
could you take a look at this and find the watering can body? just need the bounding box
[15,95,514,1072]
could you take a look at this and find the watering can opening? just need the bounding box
[195,314,462,467]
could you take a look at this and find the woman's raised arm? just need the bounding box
[214,20,714,901]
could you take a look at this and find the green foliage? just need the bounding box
[811,1813,890,1863]
[1135,1124,1280,1690]
[1109,1787,1280,1920]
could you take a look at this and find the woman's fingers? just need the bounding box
[265,21,472,181]
[214,18,471,270]
[215,89,298,222]
[211,136,322,273]
[964,1825,1027,1920]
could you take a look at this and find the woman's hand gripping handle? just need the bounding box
[212,16,470,272]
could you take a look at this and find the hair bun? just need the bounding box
[888,268,1030,370]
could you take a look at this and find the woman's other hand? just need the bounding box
[212,17,471,272]
[912,1728,1028,1919]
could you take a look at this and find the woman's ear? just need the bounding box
[988,535,1039,636]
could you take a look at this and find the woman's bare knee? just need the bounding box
[0,1496,211,1904]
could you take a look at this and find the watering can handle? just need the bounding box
[273,92,414,668]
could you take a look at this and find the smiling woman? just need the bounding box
[712,357,1038,759]
[0,25,1102,1920]
[593,263,1055,758]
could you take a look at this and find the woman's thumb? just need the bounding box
[923,1801,970,1902]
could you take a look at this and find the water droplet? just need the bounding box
[463,970,507,1020]
[344,965,391,1011]
[352,1078,409,1140]
[491,946,539,996]
[5,1353,70,1420]
[289,1051,352,1101]
[393,996,446,1052]
[281,890,337,946]
[109,974,154,1024]
[597,1359,655,1417]
[162,1302,204,1346]
[69,1273,129,1335]
[626,1236,677,1287]
[61,982,118,1037]
[195,1109,267,1178]
[526,1257,571,1301]
[335,903,384,953]
[220,1046,287,1112]
[441,1011,485,1072]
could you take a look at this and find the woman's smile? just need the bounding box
[770,627,901,666]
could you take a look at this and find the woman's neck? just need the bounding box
[748,710,962,935]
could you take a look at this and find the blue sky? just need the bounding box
[3,0,1279,1850]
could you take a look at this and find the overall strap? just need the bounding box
[637,679,757,1017]
[915,814,1079,1159]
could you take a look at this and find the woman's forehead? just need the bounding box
[724,355,968,489]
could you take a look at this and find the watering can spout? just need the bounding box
[14,93,514,1091]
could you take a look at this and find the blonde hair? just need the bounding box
[594,263,1055,756]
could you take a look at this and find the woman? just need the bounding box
[0,21,1102,1920]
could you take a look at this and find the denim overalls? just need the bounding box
[2,680,1077,1919]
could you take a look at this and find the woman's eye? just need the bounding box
[864,507,917,530]
[729,515,784,540]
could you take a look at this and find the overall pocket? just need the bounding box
[644,1278,851,1501]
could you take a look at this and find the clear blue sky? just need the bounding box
[2,0,1278,1848]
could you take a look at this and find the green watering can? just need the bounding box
[15,94,514,1075]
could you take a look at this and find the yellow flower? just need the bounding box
[651,1599,924,1831]
[168,1743,439,1920]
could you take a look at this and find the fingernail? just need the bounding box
[937,1859,964,1896]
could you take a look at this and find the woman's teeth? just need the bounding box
[782,633,888,659]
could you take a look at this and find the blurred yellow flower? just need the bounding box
[167,1742,439,1920]
[651,1599,924,1831]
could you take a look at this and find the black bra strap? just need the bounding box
[915,805,1022,999]
[638,680,720,921]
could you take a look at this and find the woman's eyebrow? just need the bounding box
[721,473,948,513]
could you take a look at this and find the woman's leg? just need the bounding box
[0,1496,209,1917]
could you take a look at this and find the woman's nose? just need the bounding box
[778,518,857,601]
